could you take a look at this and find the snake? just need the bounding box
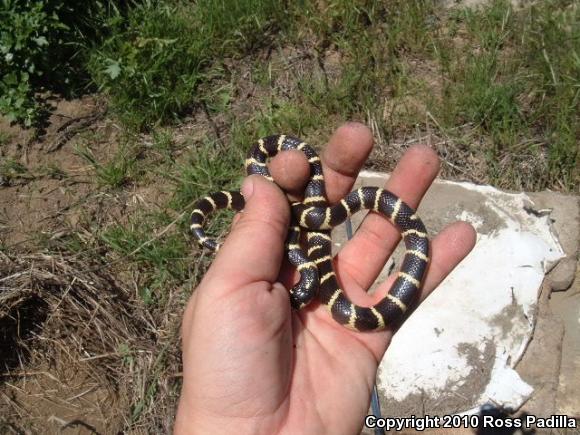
[190,135,429,332]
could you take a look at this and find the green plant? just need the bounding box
[431,0,578,189]
[89,0,289,131]
[518,0,580,188]
[76,145,137,188]
[253,97,319,138]
[0,0,119,127]
[149,128,175,162]
[0,158,30,184]
[0,1,57,126]
[100,212,190,301]
[40,162,67,180]
[168,139,245,210]
[0,130,11,145]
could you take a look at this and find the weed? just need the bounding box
[118,342,134,366]
[150,128,174,157]
[252,97,318,138]
[76,144,137,188]
[0,159,30,185]
[87,2,202,130]
[89,0,291,130]
[0,131,11,145]
[0,1,122,127]
[40,163,68,180]
[422,0,579,189]
[201,83,234,115]
[100,212,190,301]
[46,232,89,256]
[168,139,245,211]
[517,0,580,188]
[130,343,170,423]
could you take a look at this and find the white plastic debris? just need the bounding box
[370,177,564,413]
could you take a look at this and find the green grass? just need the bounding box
[0,159,68,186]
[419,0,578,190]
[100,211,191,303]
[251,97,319,138]
[0,131,11,146]
[3,0,577,191]
[518,1,580,188]
[76,143,138,188]
[167,138,245,210]
[293,0,439,133]
[88,0,291,131]
[39,162,68,180]
[94,136,246,302]
[0,159,30,184]
[130,343,171,423]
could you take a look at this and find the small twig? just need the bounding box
[78,352,121,362]
[0,371,60,382]
[127,211,186,258]
[65,386,98,402]
[37,191,96,222]
[46,107,107,153]
[84,205,191,274]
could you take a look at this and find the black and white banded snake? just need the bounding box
[190,135,429,332]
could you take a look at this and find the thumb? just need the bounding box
[205,175,291,289]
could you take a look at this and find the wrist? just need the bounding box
[174,395,268,435]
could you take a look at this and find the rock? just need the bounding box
[549,257,578,291]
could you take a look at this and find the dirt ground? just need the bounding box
[0,97,187,433]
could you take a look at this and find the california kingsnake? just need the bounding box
[191,135,429,332]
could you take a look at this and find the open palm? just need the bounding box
[175,123,476,435]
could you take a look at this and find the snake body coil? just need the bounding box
[191,135,429,332]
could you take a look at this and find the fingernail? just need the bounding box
[241,176,255,199]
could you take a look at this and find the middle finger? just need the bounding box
[336,144,440,291]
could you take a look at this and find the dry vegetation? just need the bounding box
[0,252,182,433]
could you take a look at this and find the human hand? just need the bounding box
[175,123,476,435]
